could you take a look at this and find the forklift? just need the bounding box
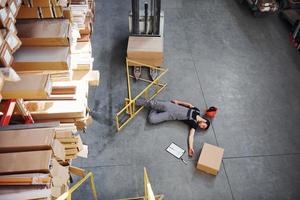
[279,0,300,50]
[115,0,167,131]
[129,0,164,80]
[239,0,279,16]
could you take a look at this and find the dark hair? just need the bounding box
[203,117,210,130]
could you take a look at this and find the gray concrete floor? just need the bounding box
[73,0,300,199]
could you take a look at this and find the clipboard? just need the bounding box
[166,142,187,164]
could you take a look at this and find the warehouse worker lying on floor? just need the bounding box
[136,99,211,157]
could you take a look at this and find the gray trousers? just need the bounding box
[140,100,189,124]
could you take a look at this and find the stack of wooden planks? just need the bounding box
[0,123,87,199]
[0,0,99,131]
[0,1,98,198]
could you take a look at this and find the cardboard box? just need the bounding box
[197,143,224,175]
[127,36,164,66]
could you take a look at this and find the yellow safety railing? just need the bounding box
[118,167,164,200]
[116,58,168,131]
[57,168,97,200]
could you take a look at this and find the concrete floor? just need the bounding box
[73,0,300,199]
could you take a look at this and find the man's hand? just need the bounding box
[171,99,178,104]
[188,148,194,157]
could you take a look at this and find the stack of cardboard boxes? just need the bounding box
[0,0,98,198]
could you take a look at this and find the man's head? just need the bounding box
[198,118,210,130]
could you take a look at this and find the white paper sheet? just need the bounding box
[166,143,185,159]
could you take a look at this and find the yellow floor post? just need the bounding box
[57,171,97,200]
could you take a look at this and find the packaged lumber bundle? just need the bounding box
[69,0,94,41]
[71,41,93,70]
[17,6,65,19]
[0,185,52,200]
[70,0,89,30]
[0,0,97,198]
[0,150,53,174]
[12,46,71,71]
[0,124,87,198]
[1,73,52,99]
[0,153,69,198]
[23,98,87,119]
[72,70,100,86]
[16,19,70,46]
[0,125,85,163]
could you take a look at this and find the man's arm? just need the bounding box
[171,99,194,108]
[188,128,195,157]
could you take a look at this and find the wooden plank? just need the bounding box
[0,121,60,131]
[0,150,52,174]
[23,98,87,119]
[52,139,65,161]
[0,71,4,95]
[65,149,78,155]
[57,138,78,143]
[1,74,52,99]
[0,173,51,185]
[0,128,55,153]
[12,47,70,71]
[69,166,85,177]
[65,154,77,160]
[72,70,100,86]
[71,41,91,54]
[0,186,51,200]
[63,144,77,149]
[31,0,51,7]
[17,19,69,47]
[17,7,40,19]
[51,81,77,95]
[54,131,73,139]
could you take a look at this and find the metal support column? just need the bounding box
[153,0,161,35]
[132,0,140,34]
[144,2,149,34]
